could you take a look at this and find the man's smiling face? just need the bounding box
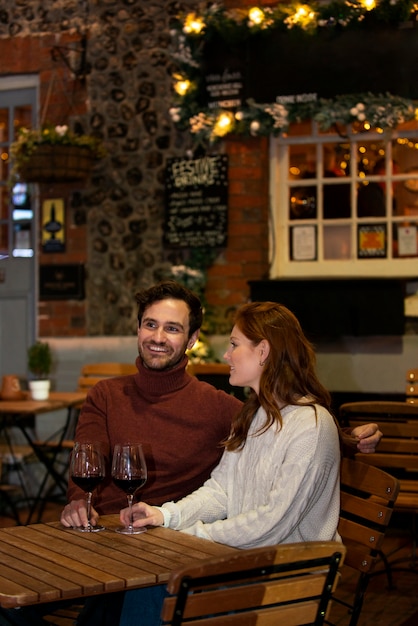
[137,298,199,370]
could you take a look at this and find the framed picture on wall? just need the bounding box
[290,225,317,261]
[42,198,65,253]
[357,224,386,258]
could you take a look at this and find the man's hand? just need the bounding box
[351,423,382,454]
[60,499,99,528]
[120,501,164,529]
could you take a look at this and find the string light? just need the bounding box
[173,75,191,96]
[183,13,205,34]
[213,112,235,137]
[248,7,265,25]
[360,0,376,10]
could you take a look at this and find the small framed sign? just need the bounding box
[40,264,85,300]
[357,224,387,258]
[42,198,65,253]
[290,225,317,261]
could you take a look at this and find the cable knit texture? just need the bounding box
[68,355,242,512]
[162,403,341,548]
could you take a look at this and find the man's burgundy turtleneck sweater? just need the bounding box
[67,355,242,514]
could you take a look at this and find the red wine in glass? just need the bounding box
[111,443,147,534]
[70,442,106,532]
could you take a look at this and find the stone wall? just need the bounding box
[0,0,270,337]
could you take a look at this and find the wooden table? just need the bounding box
[0,392,86,523]
[0,391,86,420]
[0,514,237,608]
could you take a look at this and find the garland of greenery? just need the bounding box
[169,1,418,143]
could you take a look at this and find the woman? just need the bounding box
[118,301,341,625]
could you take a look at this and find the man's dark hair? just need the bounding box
[135,280,203,338]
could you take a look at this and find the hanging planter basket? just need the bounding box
[17,144,98,183]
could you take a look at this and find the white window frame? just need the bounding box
[269,123,418,278]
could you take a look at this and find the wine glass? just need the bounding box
[111,443,147,534]
[70,442,106,532]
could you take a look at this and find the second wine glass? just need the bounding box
[111,443,147,534]
[70,441,106,532]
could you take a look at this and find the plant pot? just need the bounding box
[29,380,51,401]
[18,145,97,183]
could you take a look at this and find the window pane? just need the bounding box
[14,104,33,137]
[323,225,351,259]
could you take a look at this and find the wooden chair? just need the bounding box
[77,362,137,392]
[161,541,346,626]
[188,362,248,401]
[187,362,231,377]
[406,368,418,404]
[329,458,399,626]
[0,456,23,525]
[339,401,418,572]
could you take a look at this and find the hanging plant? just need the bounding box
[10,124,105,184]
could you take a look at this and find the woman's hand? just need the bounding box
[351,423,382,453]
[120,501,164,529]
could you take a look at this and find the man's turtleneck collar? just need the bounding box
[134,354,191,397]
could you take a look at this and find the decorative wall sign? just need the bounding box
[358,224,387,258]
[42,198,65,253]
[39,264,85,300]
[164,155,228,248]
[170,5,418,141]
[198,11,418,104]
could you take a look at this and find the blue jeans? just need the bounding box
[119,585,169,626]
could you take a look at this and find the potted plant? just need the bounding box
[27,341,52,400]
[10,124,105,184]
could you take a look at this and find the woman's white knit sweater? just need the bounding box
[160,403,341,549]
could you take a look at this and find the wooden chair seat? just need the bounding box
[162,541,345,626]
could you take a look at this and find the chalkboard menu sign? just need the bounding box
[164,155,228,248]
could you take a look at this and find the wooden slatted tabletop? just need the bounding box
[0,515,237,608]
[0,391,86,415]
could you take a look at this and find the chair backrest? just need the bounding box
[338,457,399,575]
[187,362,248,401]
[187,362,230,376]
[161,541,346,626]
[331,457,400,626]
[339,401,418,475]
[77,362,137,392]
[406,368,418,404]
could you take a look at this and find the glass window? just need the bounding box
[270,120,418,277]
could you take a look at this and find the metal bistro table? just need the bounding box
[0,392,86,523]
[0,514,237,608]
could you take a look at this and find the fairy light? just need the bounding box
[360,0,376,10]
[173,75,191,96]
[287,4,316,28]
[183,13,205,34]
[213,112,234,137]
[248,7,265,25]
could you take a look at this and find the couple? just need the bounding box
[0,280,379,626]
[60,280,380,626]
